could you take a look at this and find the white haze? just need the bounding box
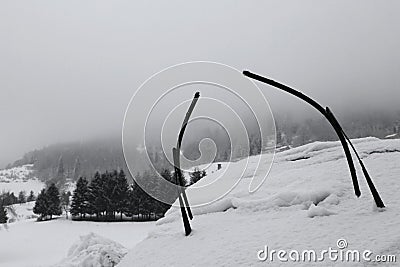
[0,0,399,168]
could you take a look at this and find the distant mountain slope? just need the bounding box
[8,137,133,183]
[0,164,44,194]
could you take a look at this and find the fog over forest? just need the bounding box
[1,1,399,168]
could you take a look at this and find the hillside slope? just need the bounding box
[119,137,400,266]
[0,164,44,194]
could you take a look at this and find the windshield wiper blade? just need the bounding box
[243,70,384,208]
[173,92,200,235]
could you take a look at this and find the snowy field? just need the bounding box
[119,137,400,266]
[0,217,155,267]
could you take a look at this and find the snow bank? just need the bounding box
[278,137,382,163]
[157,198,235,226]
[157,189,334,226]
[233,190,333,212]
[307,204,336,218]
[53,233,128,267]
[119,137,400,266]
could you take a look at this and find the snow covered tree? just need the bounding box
[71,177,90,219]
[46,183,62,219]
[18,190,26,204]
[0,202,8,224]
[33,189,48,220]
[27,190,36,202]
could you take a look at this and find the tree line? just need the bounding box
[70,169,182,221]
[1,166,208,224]
[0,190,36,206]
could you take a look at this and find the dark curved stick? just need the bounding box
[173,148,191,236]
[243,70,385,208]
[177,92,199,220]
[243,71,360,197]
[177,92,200,150]
[327,108,385,208]
[173,92,200,235]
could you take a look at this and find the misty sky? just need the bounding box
[1,1,399,168]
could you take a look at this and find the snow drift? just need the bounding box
[54,233,128,267]
[119,137,400,266]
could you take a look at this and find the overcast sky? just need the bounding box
[1,1,399,168]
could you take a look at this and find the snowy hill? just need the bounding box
[6,201,38,223]
[119,137,400,266]
[0,164,44,194]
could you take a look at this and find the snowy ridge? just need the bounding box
[0,164,44,194]
[119,137,400,266]
[0,164,34,182]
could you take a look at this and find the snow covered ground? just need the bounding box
[119,137,400,266]
[0,218,155,267]
[0,164,44,194]
[1,137,399,266]
[0,164,154,267]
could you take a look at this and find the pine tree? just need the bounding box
[1,192,18,206]
[0,201,8,224]
[115,170,129,220]
[124,184,137,219]
[88,172,107,219]
[33,189,48,220]
[70,177,90,218]
[9,192,18,205]
[46,183,62,219]
[27,190,36,202]
[105,171,118,220]
[128,173,149,220]
[18,191,26,204]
